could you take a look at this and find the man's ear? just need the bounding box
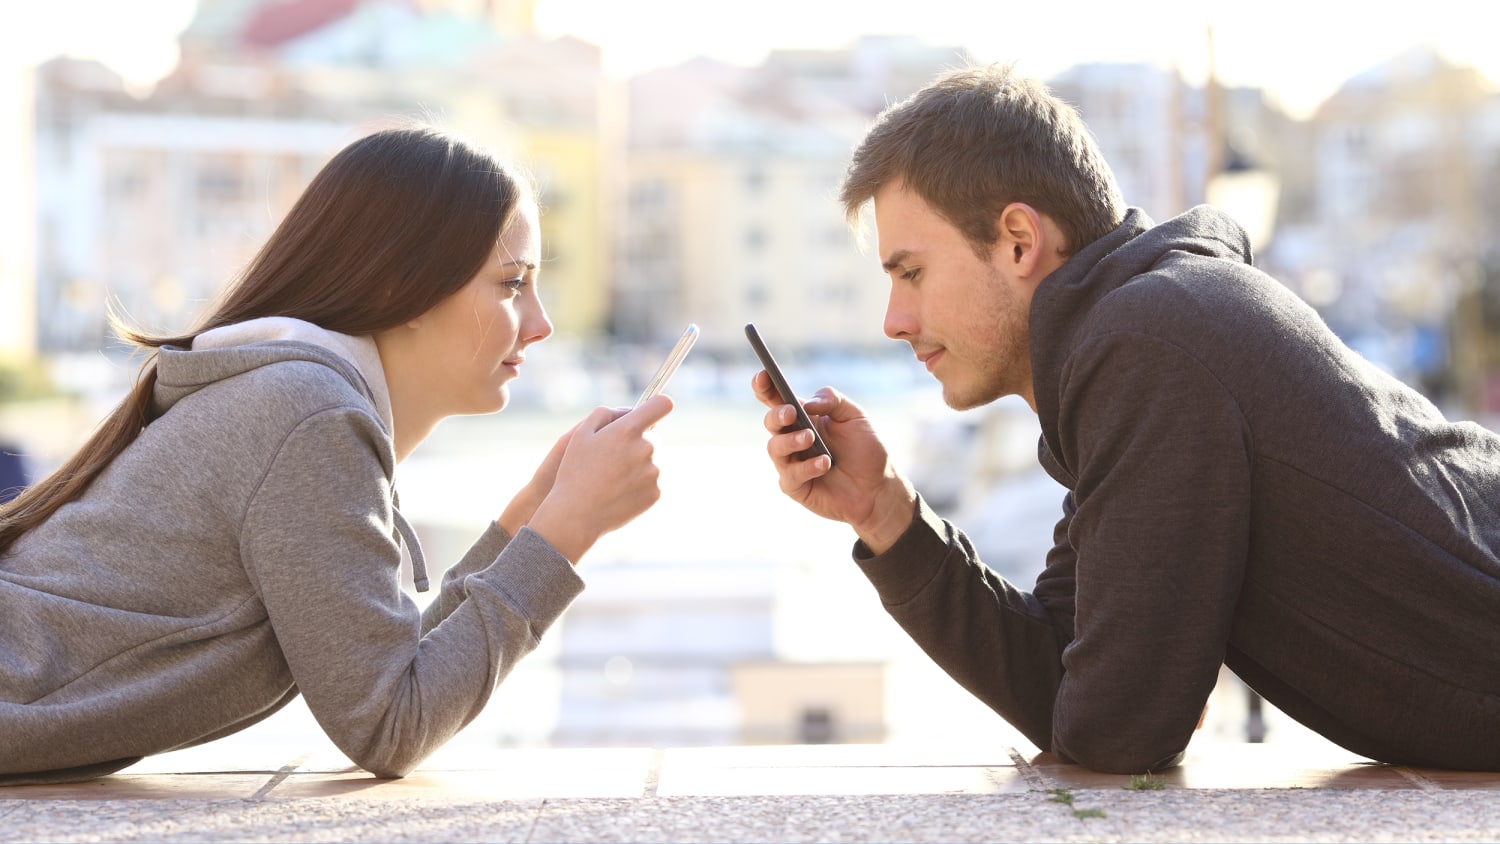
[996,202,1067,288]
[996,203,1047,276]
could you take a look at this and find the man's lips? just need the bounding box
[918,349,943,372]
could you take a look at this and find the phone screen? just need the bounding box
[635,324,699,407]
[744,323,834,466]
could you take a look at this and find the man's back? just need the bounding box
[1030,205,1500,769]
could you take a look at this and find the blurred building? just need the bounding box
[29,0,611,366]
[545,561,884,747]
[616,37,970,358]
[1049,62,1210,222]
[549,562,775,746]
[32,57,351,354]
[1263,47,1500,415]
[0,63,36,361]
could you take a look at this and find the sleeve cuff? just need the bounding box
[851,494,953,603]
[469,526,585,635]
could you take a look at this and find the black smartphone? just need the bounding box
[744,323,834,467]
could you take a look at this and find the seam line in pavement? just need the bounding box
[524,799,546,842]
[1390,766,1441,791]
[643,749,664,798]
[249,753,313,800]
[1007,747,1051,791]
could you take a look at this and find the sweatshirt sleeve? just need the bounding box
[1048,329,1251,773]
[418,522,512,636]
[239,406,583,778]
[854,496,1066,751]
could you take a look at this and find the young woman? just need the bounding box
[0,125,673,784]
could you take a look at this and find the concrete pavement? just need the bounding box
[3,739,1499,842]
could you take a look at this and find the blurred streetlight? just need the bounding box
[1207,146,1280,255]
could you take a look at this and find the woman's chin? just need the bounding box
[487,389,511,415]
[462,388,510,417]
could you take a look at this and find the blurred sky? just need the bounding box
[2,0,1498,118]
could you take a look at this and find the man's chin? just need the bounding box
[941,381,1004,412]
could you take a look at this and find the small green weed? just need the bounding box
[1072,808,1107,819]
[1046,787,1105,819]
[1126,773,1167,791]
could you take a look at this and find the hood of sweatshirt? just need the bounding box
[151,318,427,591]
[1028,205,1254,471]
[182,317,394,431]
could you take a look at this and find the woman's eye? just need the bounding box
[500,278,528,294]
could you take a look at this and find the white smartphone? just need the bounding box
[635,323,699,407]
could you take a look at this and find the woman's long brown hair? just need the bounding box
[0,124,529,555]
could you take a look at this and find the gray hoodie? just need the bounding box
[0,319,584,783]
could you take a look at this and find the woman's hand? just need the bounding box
[527,394,675,563]
[497,421,580,537]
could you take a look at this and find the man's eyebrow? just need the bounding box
[881,249,913,272]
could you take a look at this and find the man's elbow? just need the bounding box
[1054,726,1188,774]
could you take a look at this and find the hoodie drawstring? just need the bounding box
[391,509,430,592]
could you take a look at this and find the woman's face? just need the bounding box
[402,200,552,417]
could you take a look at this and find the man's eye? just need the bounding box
[900,268,921,282]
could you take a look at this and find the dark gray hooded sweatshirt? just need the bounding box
[855,207,1500,773]
[0,319,583,783]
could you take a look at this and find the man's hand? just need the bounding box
[751,371,916,554]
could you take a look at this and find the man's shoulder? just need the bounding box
[1082,254,1298,341]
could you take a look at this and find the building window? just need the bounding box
[745,164,766,193]
[745,281,769,307]
[800,707,834,744]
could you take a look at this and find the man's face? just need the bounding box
[873,182,1036,411]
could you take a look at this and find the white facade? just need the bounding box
[617,41,959,357]
[0,64,36,358]
[32,91,351,351]
[1048,62,1209,221]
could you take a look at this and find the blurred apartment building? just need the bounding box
[614,37,974,358]
[1263,47,1500,416]
[25,7,1500,405]
[27,0,609,371]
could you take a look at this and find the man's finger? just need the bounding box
[750,370,782,408]
[803,387,851,420]
[762,404,799,434]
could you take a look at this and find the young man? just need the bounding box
[752,64,1500,774]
